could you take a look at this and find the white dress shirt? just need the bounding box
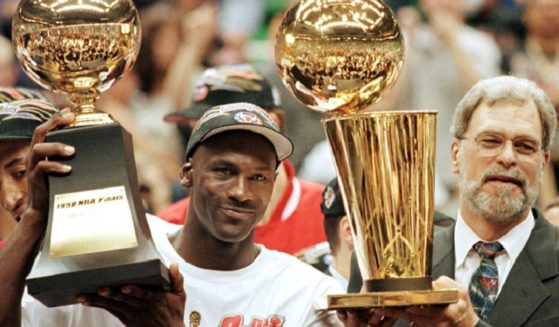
[328,265,349,291]
[454,210,535,295]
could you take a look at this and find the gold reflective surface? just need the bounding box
[50,186,137,257]
[328,289,459,309]
[12,0,140,126]
[324,111,437,282]
[274,0,456,308]
[275,0,404,114]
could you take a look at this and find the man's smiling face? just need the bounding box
[452,99,549,225]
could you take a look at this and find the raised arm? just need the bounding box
[0,109,75,326]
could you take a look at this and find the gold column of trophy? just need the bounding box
[12,0,169,307]
[275,0,458,308]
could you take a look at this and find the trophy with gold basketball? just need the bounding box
[12,0,169,307]
[276,0,458,308]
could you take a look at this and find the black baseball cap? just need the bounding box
[164,64,281,123]
[185,102,293,161]
[320,178,346,218]
[0,98,58,140]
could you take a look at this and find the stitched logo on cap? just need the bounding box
[324,186,336,209]
[234,111,263,125]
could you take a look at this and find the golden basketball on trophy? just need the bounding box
[12,0,169,307]
[276,0,458,308]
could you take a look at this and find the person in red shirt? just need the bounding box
[160,64,327,255]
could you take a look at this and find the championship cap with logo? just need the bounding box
[320,178,346,218]
[0,98,58,140]
[185,102,293,161]
[164,64,281,123]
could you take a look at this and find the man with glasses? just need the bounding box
[340,75,559,326]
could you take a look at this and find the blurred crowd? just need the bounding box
[1,0,559,226]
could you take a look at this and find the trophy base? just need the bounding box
[327,289,459,310]
[27,259,169,307]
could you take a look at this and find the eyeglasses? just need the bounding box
[459,133,542,157]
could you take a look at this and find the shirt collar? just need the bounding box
[455,210,535,268]
[328,265,349,290]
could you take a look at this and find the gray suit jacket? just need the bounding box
[432,209,559,327]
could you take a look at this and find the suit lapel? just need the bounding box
[432,225,455,279]
[487,210,557,326]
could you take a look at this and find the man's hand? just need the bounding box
[337,277,479,327]
[336,308,396,327]
[375,277,479,327]
[25,108,75,218]
[78,263,186,327]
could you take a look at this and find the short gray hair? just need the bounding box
[451,75,557,150]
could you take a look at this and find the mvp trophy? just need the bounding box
[276,0,458,308]
[12,0,169,307]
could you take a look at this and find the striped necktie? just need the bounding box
[468,241,504,321]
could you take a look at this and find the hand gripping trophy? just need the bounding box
[12,0,169,307]
[275,0,458,308]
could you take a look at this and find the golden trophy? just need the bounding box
[12,0,169,307]
[275,0,458,308]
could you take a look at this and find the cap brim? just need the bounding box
[0,135,32,141]
[0,119,41,141]
[200,124,293,161]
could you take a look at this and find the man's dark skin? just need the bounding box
[81,131,279,323]
[0,109,75,326]
[169,131,278,271]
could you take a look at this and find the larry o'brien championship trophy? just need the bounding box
[276,0,458,308]
[12,0,169,307]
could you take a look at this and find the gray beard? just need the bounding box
[459,166,539,225]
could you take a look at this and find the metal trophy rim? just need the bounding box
[327,289,459,310]
[321,110,438,124]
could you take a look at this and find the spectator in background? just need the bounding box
[0,35,18,87]
[544,197,559,226]
[394,0,501,199]
[319,178,354,290]
[132,2,218,162]
[510,0,559,109]
[257,7,327,169]
[96,1,219,210]
[213,0,264,64]
[172,0,265,65]
[159,64,329,256]
[97,71,177,213]
[0,0,18,36]
[509,0,559,206]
